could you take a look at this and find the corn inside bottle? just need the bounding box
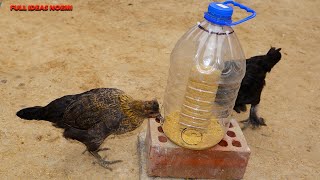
[178,68,222,146]
[162,1,256,150]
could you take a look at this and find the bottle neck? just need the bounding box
[198,20,233,35]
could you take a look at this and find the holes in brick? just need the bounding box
[229,123,233,128]
[232,140,242,147]
[218,139,228,147]
[227,131,236,137]
[157,126,164,133]
[158,136,167,143]
[155,117,160,123]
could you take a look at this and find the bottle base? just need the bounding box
[162,111,225,150]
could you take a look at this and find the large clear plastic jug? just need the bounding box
[162,1,256,150]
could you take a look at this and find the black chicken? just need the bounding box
[16,88,159,170]
[233,47,282,129]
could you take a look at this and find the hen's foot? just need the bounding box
[94,158,123,170]
[89,150,122,170]
[240,117,266,130]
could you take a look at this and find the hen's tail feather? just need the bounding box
[16,94,82,123]
[16,106,46,120]
[262,47,282,72]
[267,47,282,59]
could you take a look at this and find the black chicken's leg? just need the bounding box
[240,104,267,129]
[89,150,122,171]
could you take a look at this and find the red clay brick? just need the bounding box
[146,118,250,179]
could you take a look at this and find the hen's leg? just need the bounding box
[84,141,122,170]
[240,104,266,129]
[86,123,122,170]
[82,148,110,154]
[64,125,122,170]
[234,104,247,113]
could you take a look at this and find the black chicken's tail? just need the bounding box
[16,106,47,120]
[267,47,282,60]
[263,47,282,72]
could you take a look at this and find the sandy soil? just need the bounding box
[0,0,319,179]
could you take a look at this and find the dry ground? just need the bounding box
[0,0,319,179]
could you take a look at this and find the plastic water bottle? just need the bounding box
[162,1,256,150]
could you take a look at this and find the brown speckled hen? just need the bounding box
[16,88,159,170]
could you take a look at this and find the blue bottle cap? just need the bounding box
[204,1,256,26]
[204,2,233,25]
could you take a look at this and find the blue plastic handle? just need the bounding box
[223,1,256,26]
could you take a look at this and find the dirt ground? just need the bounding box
[0,0,319,179]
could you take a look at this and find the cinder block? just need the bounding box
[145,118,250,179]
